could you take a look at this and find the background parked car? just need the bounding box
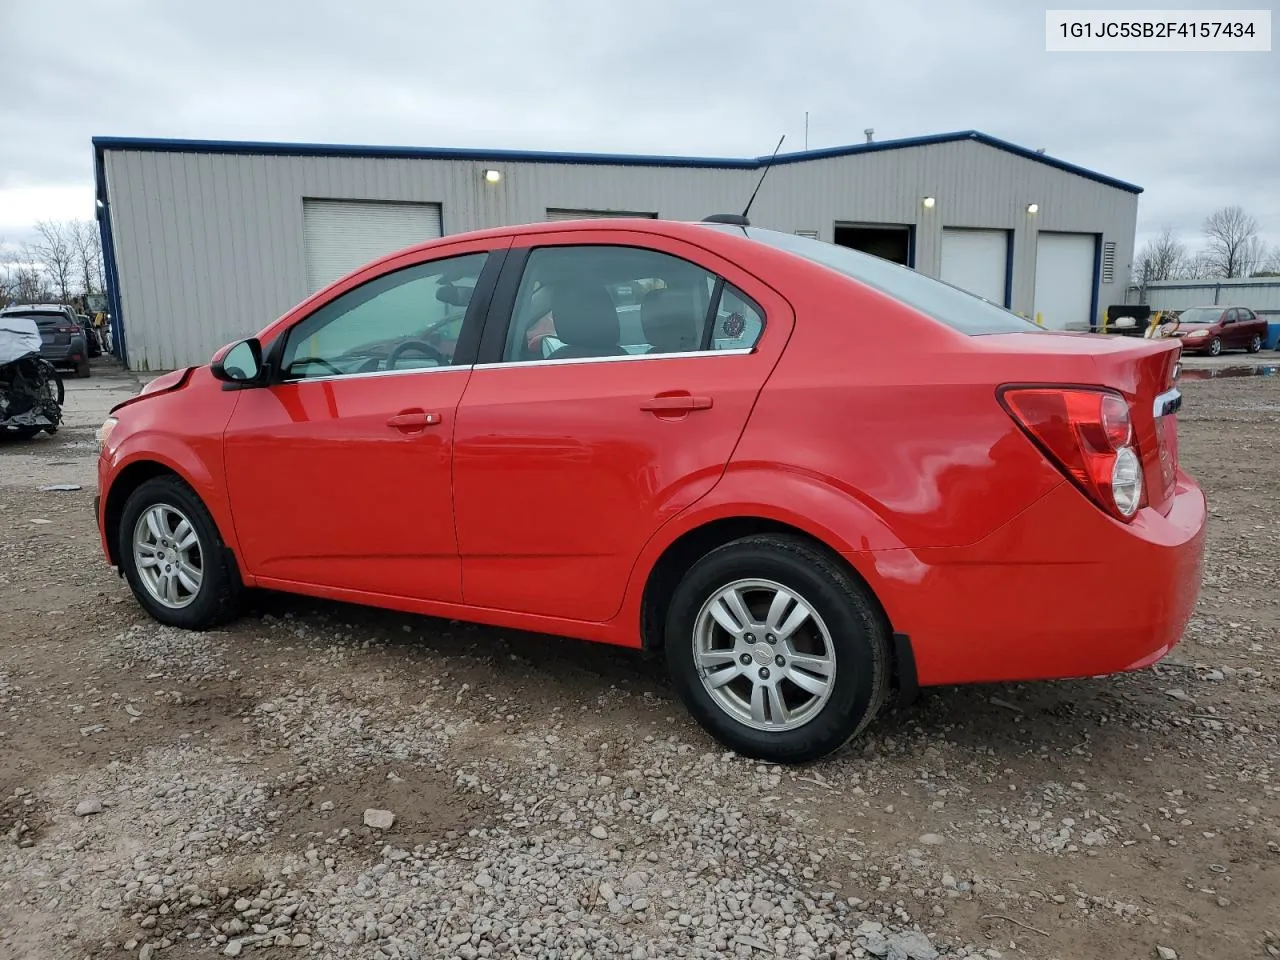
[0,304,91,377]
[1166,305,1268,356]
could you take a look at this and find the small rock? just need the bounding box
[919,833,945,845]
[886,931,938,960]
[650,808,670,825]
[591,825,609,840]
[363,809,395,830]
[75,798,103,817]
[1165,689,1191,702]
[1157,948,1177,960]
[319,801,334,812]
[224,942,243,957]
[235,899,251,913]
[291,934,311,947]
[139,946,155,960]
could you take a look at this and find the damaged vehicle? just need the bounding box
[0,314,64,439]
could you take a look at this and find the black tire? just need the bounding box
[118,476,245,629]
[664,534,891,763]
[1247,334,1262,354]
[75,360,91,378]
[1207,337,1222,357]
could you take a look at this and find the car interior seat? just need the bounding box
[546,283,627,360]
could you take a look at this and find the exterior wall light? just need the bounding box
[483,169,502,184]
[922,196,936,209]
[1027,203,1040,214]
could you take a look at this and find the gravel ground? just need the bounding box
[1,361,1277,960]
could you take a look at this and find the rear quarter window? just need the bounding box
[709,226,1041,336]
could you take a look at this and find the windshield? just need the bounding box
[703,225,1041,336]
[1176,307,1222,324]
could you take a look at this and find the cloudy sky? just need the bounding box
[2,0,1276,257]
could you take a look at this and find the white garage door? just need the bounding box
[1034,232,1097,330]
[940,229,1009,305]
[302,199,443,293]
[546,208,658,220]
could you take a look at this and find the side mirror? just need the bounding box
[211,338,263,384]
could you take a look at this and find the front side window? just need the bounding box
[503,245,757,363]
[281,252,487,380]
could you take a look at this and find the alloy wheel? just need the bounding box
[692,578,836,732]
[132,503,204,609]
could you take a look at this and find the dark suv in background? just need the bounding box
[0,304,91,377]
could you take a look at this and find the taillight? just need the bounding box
[58,325,78,334]
[1000,386,1145,522]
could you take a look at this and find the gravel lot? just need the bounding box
[2,361,1277,960]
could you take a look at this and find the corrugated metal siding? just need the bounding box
[104,139,1138,370]
[1140,278,1280,316]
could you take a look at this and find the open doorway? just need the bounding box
[834,223,914,267]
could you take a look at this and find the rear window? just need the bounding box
[706,225,1040,336]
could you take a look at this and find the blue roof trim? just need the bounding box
[91,129,1143,194]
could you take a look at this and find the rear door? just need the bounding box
[1239,308,1266,348]
[451,231,794,622]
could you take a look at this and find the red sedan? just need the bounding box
[95,218,1206,762]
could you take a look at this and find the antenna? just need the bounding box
[804,111,809,150]
[742,134,785,219]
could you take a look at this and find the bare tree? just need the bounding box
[31,220,76,300]
[1254,246,1280,277]
[69,219,105,296]
[3,244,53,302]
[1133,226,1187,283]
[1201,206,1265,278]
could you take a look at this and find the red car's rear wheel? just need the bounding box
[664,534,890,763]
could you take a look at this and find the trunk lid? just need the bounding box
[977,331,1183,515]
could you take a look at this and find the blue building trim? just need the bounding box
[1089,234,1103,331]
[92,129,1144,194]
[92,144,128,365]
[1003,229,1015,309]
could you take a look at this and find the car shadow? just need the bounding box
[238,590,1184,762]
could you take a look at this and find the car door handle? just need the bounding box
[386,410,441,429]
[640,395,713,413]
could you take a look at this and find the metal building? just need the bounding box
[1128,277,1280,319]
[93,130,1142,371]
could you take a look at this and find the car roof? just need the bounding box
[0,303,73,314]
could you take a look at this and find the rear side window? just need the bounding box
[710,226,1040,336]
[501,245,764,363]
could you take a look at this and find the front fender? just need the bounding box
[100,432,243,572]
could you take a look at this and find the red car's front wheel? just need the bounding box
[118,476,245,630]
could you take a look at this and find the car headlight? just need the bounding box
[1186,330,1209,338]
[98,416,118,452]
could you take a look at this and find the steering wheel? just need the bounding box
[387,340,448,368]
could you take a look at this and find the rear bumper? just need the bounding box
[855,473,1207,687]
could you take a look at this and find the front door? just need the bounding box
[452,234,793,622]
[223,245,501,602]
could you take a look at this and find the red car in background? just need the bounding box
[1166,305,1268,356]
[95,218,1206,762]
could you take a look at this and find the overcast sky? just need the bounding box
[2,0,1276,259]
